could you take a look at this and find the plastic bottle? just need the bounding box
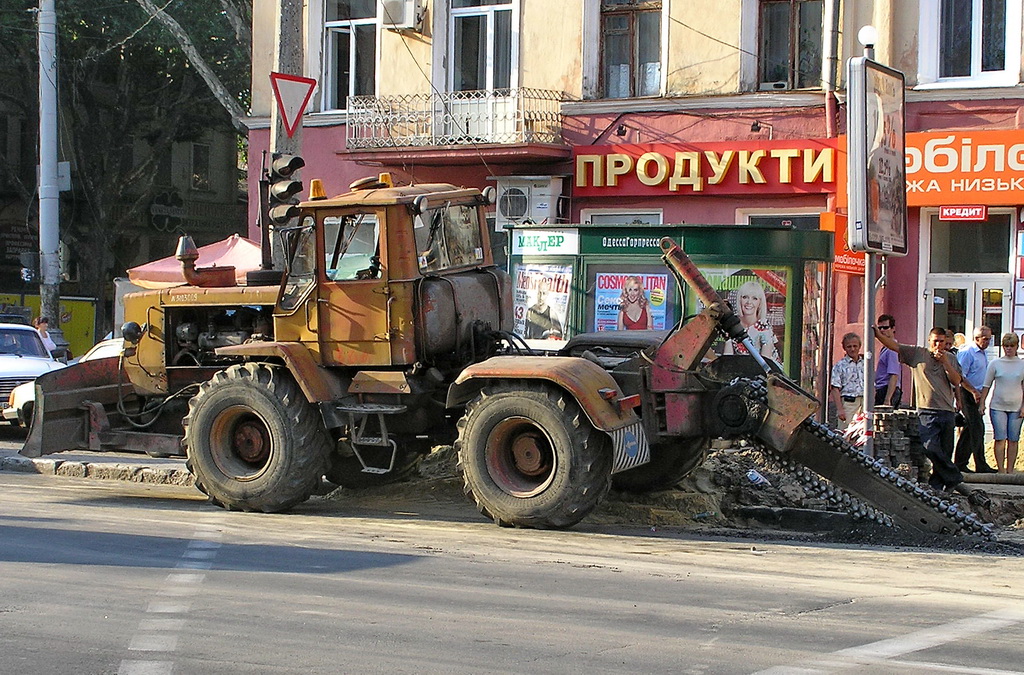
[746,469,771,487]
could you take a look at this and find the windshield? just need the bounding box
[324,213,381,281]
[0,328,50,357]
[414,203,485,273]
[279,216,317,311]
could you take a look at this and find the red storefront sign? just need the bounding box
[574,139,838,197]
[938,205,988,220]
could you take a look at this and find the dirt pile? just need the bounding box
[326,443,1024,541]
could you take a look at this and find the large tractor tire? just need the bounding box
[611,437,709,494]
[325,439,428,489]
[183,363,331,513]
[456,381,612,529]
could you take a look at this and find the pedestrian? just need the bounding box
[873,325,964,492]
[830,332,864,429]
[954,326,996,473]
[32,316,57,355]
[980,332,1024,474]
[874,314,901,407]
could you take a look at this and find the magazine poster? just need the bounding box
[686,266,789,369]
[593,272,670,331]
[513,263,573,349]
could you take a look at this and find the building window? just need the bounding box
[758,0,822,90]
[190,143,210,192]
[919,0,1022,87]
[450,0,514,91]
[600,0,661,99]
[324,0,378,110]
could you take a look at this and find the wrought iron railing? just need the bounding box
[345,88,567,149]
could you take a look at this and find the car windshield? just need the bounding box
[0,328,49,357]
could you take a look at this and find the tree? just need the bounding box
[0,0,251,336]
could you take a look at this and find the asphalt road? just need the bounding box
[2,470,1024,675]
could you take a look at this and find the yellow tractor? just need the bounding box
[24,173,994,538]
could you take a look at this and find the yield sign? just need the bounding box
[270,72,317,138]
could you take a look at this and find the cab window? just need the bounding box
[324,213,381,281]
[279,217,317,311]
[414,203,484,273]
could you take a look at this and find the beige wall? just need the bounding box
[519,0,584,95]
[251,0,278,116]
[666,0,743,95]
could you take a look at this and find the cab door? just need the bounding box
[317,211,392,367]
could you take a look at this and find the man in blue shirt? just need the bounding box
[955,326,996,472]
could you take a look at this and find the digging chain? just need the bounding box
[736,378,996,541]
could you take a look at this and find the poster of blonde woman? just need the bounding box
[685,266,789,368]
[593,272,670,331]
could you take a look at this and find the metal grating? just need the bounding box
[346,88,568,149]
[0,377,32,404]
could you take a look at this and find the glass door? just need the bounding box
[925,278,1010,354]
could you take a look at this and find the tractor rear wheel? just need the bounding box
[183,363,331,513]
[456,381,612,529]
[611,437,708,493]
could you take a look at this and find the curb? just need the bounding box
[0,454,194,487]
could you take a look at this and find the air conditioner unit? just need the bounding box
[759,80,788,91]
[494,176,565,230]
[380,0,421,30]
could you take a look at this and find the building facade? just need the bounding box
[248,0,1024,363]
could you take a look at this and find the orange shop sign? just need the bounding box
[905,129,1024,207]
[821,212,864,275]
[574,139,838,197]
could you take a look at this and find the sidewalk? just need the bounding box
[0,444,192,486]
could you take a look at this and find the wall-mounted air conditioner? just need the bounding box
[380,0,422,31]
[493,176,566,230]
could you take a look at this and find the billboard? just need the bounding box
[847,57,907,256]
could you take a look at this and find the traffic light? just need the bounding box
[18,251,37,283]
[267,153,305,225]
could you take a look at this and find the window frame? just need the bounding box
[598,0,663,99]
[918,0,1022,88]
[447,0,519,92]
[321,0,380,111]
[755,0,823,91]
[189,142,211,192]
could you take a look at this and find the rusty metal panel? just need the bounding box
[661,392,705,437]
[350,370,411,395]
[216,342,343,402]
[450,355,638,432]
[756,374,819,452]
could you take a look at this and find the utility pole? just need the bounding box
[265,0,305,266]
[37,0,67,357]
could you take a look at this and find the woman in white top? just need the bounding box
[32,316,57,355]
[981,332,1024,473]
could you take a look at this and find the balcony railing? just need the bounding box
[345,88,566,149]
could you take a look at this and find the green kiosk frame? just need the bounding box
[507,223,834,405]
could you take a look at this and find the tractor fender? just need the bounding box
[215,342,344,403]
[448,355,650,474]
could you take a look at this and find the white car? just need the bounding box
[0,323,68,426]
[3,336,124,427]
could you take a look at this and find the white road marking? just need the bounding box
[146,601,191,614]
[754,607,1024,674]
[139,619,186,632]
[117,660,174,675]
[129,634,179,652]
[119,520,225,675]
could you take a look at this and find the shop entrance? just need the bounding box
[924,278,1010,346]
[922,211,1013,346]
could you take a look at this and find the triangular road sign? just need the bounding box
[270,72,317,138]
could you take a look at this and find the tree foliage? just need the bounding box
[0,0,251,332]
